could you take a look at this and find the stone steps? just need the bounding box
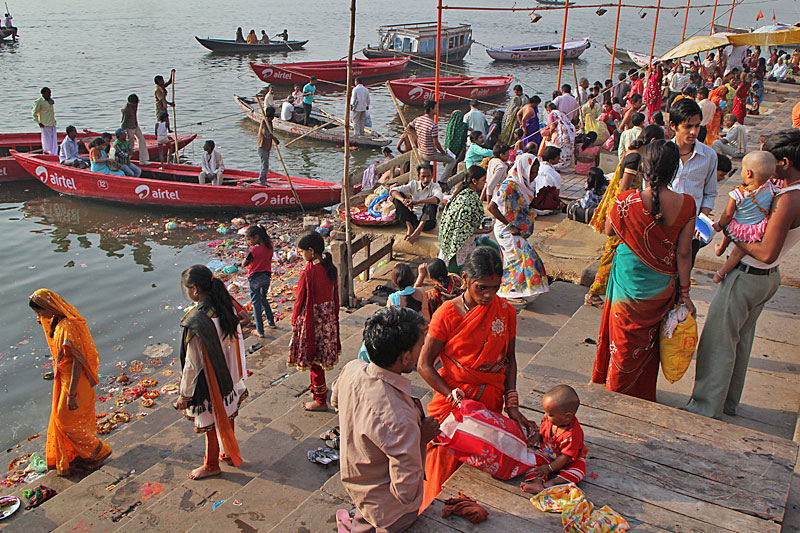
[1,305,378,532]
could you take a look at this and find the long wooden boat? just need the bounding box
[387,75,513,105]
[234,95,391,148]
[604,44,636,64]
[536,0,567,5]
[11,152,344,211]
[195,36,308,53]
[0,131,197,183]
[362,22,472,61]
[0,27,16,40]
[603,44,661,66]
[249,57,409,84]
[487,38,590,61]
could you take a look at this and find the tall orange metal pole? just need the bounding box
[609,0,622,80]
[709,0,719,34]
[682,0,691,40]
[435,0,442,119]
[556,0,570,90]
[649,0,661,66]
[726,0,735,31]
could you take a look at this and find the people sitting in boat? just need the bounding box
[246,29,258,44]
[281,96,295,122]
[464,131,493,168]
[89,137,125,176]
[531,145,562,216]
[390,163,443,245]
[291,84,304,111]
[263,85,275,107]
[110,128,141,177]
[278,29,288,42]
[199,140,224,186]
[259,30,270,44]
[58,126,89,169]
[235,27,245,43]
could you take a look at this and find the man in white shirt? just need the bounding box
[667,65,690,111]
[58,126,89,168]
[712,114,747,158]
[199,140,225,185]
[697,87,716,144]
[350,78,370,136]
[554,84,579,120]
[575,77,590,106]
[463,100,487,136]
[390,163,443,244]
[281,96,295,122]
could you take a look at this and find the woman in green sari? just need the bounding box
[438,166,497,273]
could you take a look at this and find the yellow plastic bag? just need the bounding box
[659,304,698,383]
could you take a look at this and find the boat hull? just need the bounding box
[0,131,197,183]
[235,96,390,147]
[387,75,513,105]
[249,57,409,84]
[195,36,308,53]
[11,153,343,211]
[487,39,590,61]
[362,44,471,62]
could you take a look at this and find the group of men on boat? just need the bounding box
[235,27,289,44]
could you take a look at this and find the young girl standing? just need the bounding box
[155,110,171,167]
[289,232,340,411]
[242,225,276,336]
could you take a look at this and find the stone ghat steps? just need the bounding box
[1,304,380,532]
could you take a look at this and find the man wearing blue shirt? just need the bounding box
[58,126,89,168]
[463,100,487,136]
[302,76,316,126]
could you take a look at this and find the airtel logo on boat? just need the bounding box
[251,193,296,206]
[260,68,292,80]
[134,184,180,200]
[408,87,435,102]
[35,165,77,191]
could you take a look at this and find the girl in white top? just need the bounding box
[155,110,171,167]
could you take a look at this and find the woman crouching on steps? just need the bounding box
[289,231,341,411]
[175,265,245,480]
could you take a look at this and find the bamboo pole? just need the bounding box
[682,0,691,40]
[170,69,179,162]
[254,96,304,212]
[709,0,719,35]
[341,0,357,308]
[283,119,337,146]
[572,63,582,128]
[649,0,661,67]
[556,0,570,90]
[434,0,443,181]
[385,82,421,164]
[609,0,623,81]
[726,0,735,31]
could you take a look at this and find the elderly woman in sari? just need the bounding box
[543,103,576,171]
[174,265,245,479]
[489,153,549,304]
[438,165,495,273]
[29,289,112,475]
[592,141,697,401]
[418,246,537,510]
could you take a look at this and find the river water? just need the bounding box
[1,0,795,450]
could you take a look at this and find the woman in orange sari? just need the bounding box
[705,85,728,146]
[592,141,697,401]
[417,247,536,511]
[29,289,112,476]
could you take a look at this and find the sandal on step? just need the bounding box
[321,447,339,462]
[307,448,332,465]
[319,426,340,440]
[336,509,353,533]
[325,436,339,450]
[584,294,603,307]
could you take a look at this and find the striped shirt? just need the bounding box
[410,114,438,156]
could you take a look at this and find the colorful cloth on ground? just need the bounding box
[23,485,57,509]
[705,86,727,146]
[421,296,517,511]
[438,188,484,264]
[731,81,750,125]
[547,110,576,171]
[727,181,777,242]
[444,110,468,159]
[587,154,643,297]
[29,289,110,475]
[592,191,695,401]
[289,261,340,370]
[644,71,662,121]
[492,177,549,299]
[531,483,631,533]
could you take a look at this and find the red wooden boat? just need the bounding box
[0,130,197,183]
[249,56,409,85]
[11,152,345,211]
[387,75,513,105]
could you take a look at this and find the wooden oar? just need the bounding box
[283,118,338,147]
[255,95,304,213]
[385,82,420,164]
[316,106,382,139]
[169,69,181,163]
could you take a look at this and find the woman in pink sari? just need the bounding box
[644,64,663,121]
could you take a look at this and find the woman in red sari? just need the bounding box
[418,246,536,510]
[592,140,697,401]
[731,78,751,126]
[644,63,663,121]
[705,85,728,146]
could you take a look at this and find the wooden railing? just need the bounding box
[330,231,394,306]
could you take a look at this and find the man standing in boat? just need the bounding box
[32,87,57,155]
[154,72,174,130]
[408,100,456,181]
[3,12,16,40]
[302,76,317,126]
[121,94,150,165]
[257,107,280,186]
[350,78,370,137]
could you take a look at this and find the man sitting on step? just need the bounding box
[390,163,443,245]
